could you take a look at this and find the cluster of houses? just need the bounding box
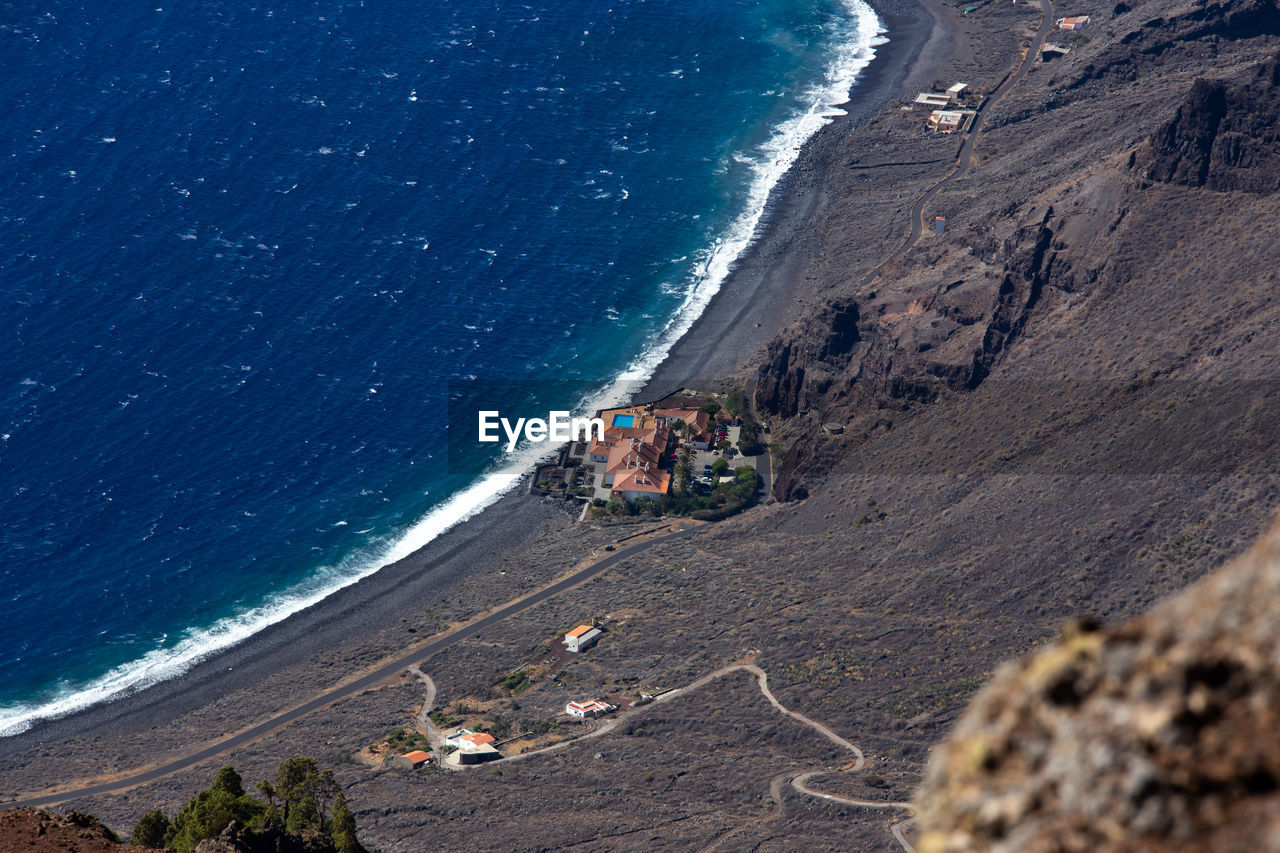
[913,82,978,134]
[383,621,638,771]
[1042,15,1089,60]
[586,402,714,501]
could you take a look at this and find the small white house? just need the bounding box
[564,624,602,652]
[566,699,616,718]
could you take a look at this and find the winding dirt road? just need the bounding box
[426,662,913,851]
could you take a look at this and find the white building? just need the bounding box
[914,92,952,107]
[564,624,602,652]
[566,699,617,718]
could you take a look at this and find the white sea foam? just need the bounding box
[0,0,886,738]
[618,0,884,383]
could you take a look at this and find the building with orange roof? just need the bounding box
[585,404,674,500]
[603,438,663,484]
[457,731,496,749]
[653,407,714,447]
[441,728,502,764]
[588,406,670,462]
[386,749,431,770]
[564,623,602,652]
[611,466,671,502]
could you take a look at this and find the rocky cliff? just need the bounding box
[756,0,1280,501]
[915,516,1280,852]
[1144,53,1280,193]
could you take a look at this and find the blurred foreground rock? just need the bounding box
[916,516,1280,852]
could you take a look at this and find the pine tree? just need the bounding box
[329,791,363,853]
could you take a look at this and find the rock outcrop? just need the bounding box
[0,809,145,853]
[915,516,1280,852]
[1144,53,1280,193]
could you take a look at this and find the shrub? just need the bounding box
[130,809,171,849]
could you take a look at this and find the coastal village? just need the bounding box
[528,388,767,521]
[364,614,680,773]
[911,13,1090,134]
[363,388,767,773]
[13,0,1276,848]
[362,0,1109,779]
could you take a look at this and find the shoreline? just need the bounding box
[0,0,948,768]
[645,0,947,395]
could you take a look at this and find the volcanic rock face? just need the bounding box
[1145,54,1280,193]
[915,517,1280,852]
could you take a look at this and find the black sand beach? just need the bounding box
[0,0,949,805]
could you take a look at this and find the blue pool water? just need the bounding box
[0,0,884,734]
[611,414,636,428]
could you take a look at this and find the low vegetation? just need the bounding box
[385,726,430,752]
[129,759,363,853]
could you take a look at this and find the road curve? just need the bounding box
[433,662,910,852]
[5,522,703,809]
[892,818,919,853]
[791,770,911,810]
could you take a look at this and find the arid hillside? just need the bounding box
[2,0,1278,850]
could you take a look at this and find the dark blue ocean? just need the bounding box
[0,0,882,734]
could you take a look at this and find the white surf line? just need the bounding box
[616,0,885,386]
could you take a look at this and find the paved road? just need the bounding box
[860,0,1055,290]
[6,522,703,809]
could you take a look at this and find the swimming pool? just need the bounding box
[612,414,636,428]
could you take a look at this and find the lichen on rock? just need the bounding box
[916,515,1280,852]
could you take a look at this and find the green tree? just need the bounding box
[211,765,245,797]
[167,776,265,852]
[725,387,744,418]
[698,401,721,415]
[129,809,171,849]
[673,445,694,496]
[737,413,763,455]
[710,457,729,477]
[273,757,340,834]
[329,791,363,853]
